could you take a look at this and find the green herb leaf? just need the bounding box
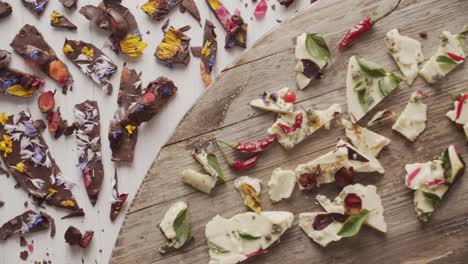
[238,231,261,240]
[441,149,452,182]
[422,191,441,208]
[173,208,190,246]
[436,55,458,65]
[378,79,388,97]
[389,71,405,84]
[337,209,370,237]
[208,241,230,253]
[357,58,387,78]
[305,33,331,63]
[353,81,373,112]
[207,154,226,182]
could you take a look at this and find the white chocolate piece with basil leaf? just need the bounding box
[316,184,387,233]
[267,168,296,202]
[299,213,343,247]
[420,26,468,84]
[181,169,217,194]
[341,119,391,157]
[386,29,424,85]
[392,91,427,142]
[367,109,396,127]
[346,56,403,121]
[206,211,294,264]
[446,93,468,140]
[249,87,294,113]
[192,144,225,181]
[234,176,262,212]
[159,201,191,253]
[295,33,331,89]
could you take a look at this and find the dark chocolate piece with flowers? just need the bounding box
[0,1,12,18]
[10,25,74,94]
[155,26,191,67]
[59,0,78,8]
[141,0,182,21]
[22,0,48,16]
[206,0,247,49]
[180,0,201,23]
[50,11,77,31]
[0,111,81,212]
[199,20,217,87]
[0,210,54,240]
[64,226,94,248]
[63,39,118,94]
[110,168,128,221]
[80,1,148,57]
[72,101,103,205]
[0,50,44,97]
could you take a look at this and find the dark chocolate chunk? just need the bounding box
[22,0,48,16]
[79,231,94,248]
[180,0,201,23]
[141,0,182,21]
[50,11,77,31]
[278,0,294,7]
[0,210,51,240]
[20,250,29,260]
[110,168,128,221]
[64,226,82,245]
[63,39,117,94]
[20,236,27,246]
[10,25,74,94]
[199,20,217,87]
[61,208,85,219]
[190,46,201,58]
[0,111,80,211]
[155,26,191,66]
[0,201,4,207]
[59,0,78,8]
[206,0,247,49]
[73,101,104,205]
[0,1,12,18]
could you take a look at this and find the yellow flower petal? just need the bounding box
[125,124,136,135]
[61,200,76,207]
[46,189,58,199]
[0,134,13,157]
[201,41,212,57]
[240,183,262,213]
[0,112,7,125]
[50,10,63,24]
[62,44,74,54]
[119,35,148,57]
[207,0,222,10]
[81,46,94,58]
[6,84,35,97]
[141,1,159,15]
[13,162,25,173]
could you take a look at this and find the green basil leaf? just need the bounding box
[436,55,458,65]
[422,191,441,208]
[173,208,190,245]
[353,82,373,112]
[305,33,331,63]
[208,241,230,253]
[441,149,452,181]
[207,154,226,182]
[378,79,388,97]
[389,71,405,84]
[357,58,387,78]
[238,231,261,240]
[337,209,370,237]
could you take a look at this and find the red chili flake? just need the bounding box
[334,167,354,189]
[218,134,277,154]
[426,179,445,188]
[313,213,348,231]
[344,193,362,215]
[455,94,468,120]
[278,113,303,134]
[447,52,464,62]
[231,155,260,170]
[415,89,428,97]
[338,0,402,49]
[298,166,321,190]
[245,248,268,259]
[38,91,55,113]
[79,231,94,248]
[406,167,421,186]
[453,145,460,155]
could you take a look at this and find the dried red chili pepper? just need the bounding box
[338,0,402,49]
[344,193,362,215]
[278,113,303,134]
[455,94,468,120]
[231,155,260,170]
[447,52,465,62]
[217,134,277,153]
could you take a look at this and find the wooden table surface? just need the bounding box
[111,0,468,263]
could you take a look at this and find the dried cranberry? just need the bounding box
[334,167,354,188]
[344,193,362,215]
[312,213,347,231]
[298,167,321,190]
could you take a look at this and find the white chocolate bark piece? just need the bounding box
[295,33,330,89]
[404,161,444,190]
[159,201,189,249]
[446,93,468,140]
[420,29,466,84]
[206,211,294,264]
[346,56,402,121]
[341,119,391,157]
[298,212,343,247]
[392,91,427,142]
[181,169,217,194]
[267,168,296,202]
[249,87,294,114]
[367,109,396,127]
[316,184,387,233]
[336,139,385,174]
[386,29,423,85]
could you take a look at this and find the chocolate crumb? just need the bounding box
[20,250,28,260]
[0,201,4,207]
[276,19,282,23]
[20,236,27,247]
[64,226,82,246]
[245,3,247,7]
[14,183,20,188]
[271,4,276,10]
[146,30,150,35]
[419,32,428,39]
[24,201,28,207]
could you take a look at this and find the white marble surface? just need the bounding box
[0,0,311,263]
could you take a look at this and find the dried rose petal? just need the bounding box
[253,0,267,19]
[298,167,321,190]
[79,231,94,248]
[38,91,55,113]
[344,193,362,215]
[334,167,354,188]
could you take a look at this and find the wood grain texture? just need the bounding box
[111,0,468,263]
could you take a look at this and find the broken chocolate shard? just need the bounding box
[0,1,12,18]
[64,226,82,246]
[190,46,201,58]
[199,20,217,87]
[180,0,201,23]
[61,208,85,220]
[0,210,51,241]
[50,11,77,31]
[110,168,128,221]
[20,236,27,246]
[22,0,48,16]
[63,39,117,94]
[0,111,81,211]
[73,101,104,205]
[59,0,78,8]
[155,26,191,66]
[161,18,170,32]
[40,211,55,237]
[79,231,94,248]
[10,25,74,94]
[206,0,247,49]
[20,250,29,260]
[141,0,182,21]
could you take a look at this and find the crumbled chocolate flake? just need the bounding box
[20,250,28,260]
[0,210,51,241]
[20,236,27,247]
[419,32,428,39]
[24,201,28,207]
[271,4,276,10]
[0,1,12,18]
[50,11,77,31]
[276,19,282,23]
[278,0,294,7]
[22,0,48,16]
[180,0,201,23]
[59,0,78,8]
[64,226,82,246]
[0,201,4,208]
[79,231,94,248]
[61,208,85,220]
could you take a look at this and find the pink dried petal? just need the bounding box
[215,6,232,31]
[406,167,421,186]
[254,0,267,19]
[27,244,34,253]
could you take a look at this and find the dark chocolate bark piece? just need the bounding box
[155,26,191,66]
[110,169,128,221]
[0,1,12,18]
[22,0,48,16]
[206,0,247,49]
[61,208,85,219]
[0,210,52,240]
[199,20,217,87]
[278,0,295,7]
[10,25,74,94]
[59,0,78,8]
[141,0,182,21]
[73,101,104,205]
[0,111,80,211]
[64,226,81,245]
[0,50,45,97]
[80,1,147,57]
[50,11,77,31]
[63,39,117,94]
[180,0,200,23]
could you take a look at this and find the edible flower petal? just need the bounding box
[6,84,34,97]
[81,46,94,58]
[61,200,76,207]
[240,183,262,212]
[0,112,7,125]
[62,44,74,54]
[125,124,136,135]
[141,1,159,15]
[119,35,148,57]
[0,134,13,157]
[13,162,26,173]
[50,11,63,24]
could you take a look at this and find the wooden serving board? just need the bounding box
[111,0,468,263]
